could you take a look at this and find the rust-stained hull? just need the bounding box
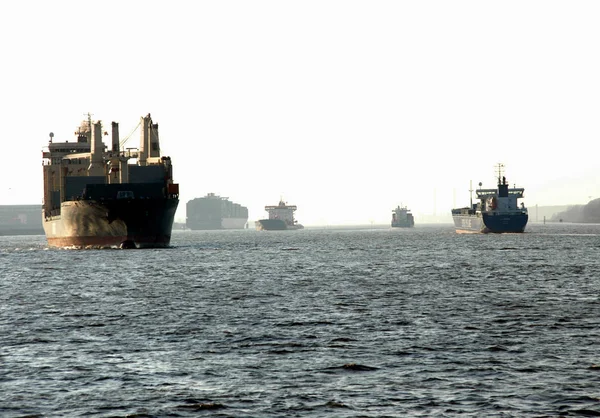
[43,198,178,249]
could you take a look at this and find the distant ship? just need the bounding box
[0,205,44,236]
[256,199,304,230]
[42,113,179,248]
[451,164,528,233]
[186,193,248,230]
[391,205,414,228]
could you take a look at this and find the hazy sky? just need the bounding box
[1,1,599,225]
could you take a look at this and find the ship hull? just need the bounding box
[256,219,287,230]
[255,219,304,231]
[187,217,248,230]
[452,212,528,233]
[482,212,528,233]
[43,198,178,248]
[391,219,414,228]
[221,217,248,229]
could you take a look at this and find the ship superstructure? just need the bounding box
[256,199,303,230]
[186,193,248,230]
[42,113,179,248]
[451,164,528,233]
[391,205,415,228]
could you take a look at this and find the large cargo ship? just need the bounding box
[42,113,179,248]
[256,199,304,230]
[451,164,528,233]
[391,205,415,228]
[0,205,44,235]
[186,193,248,230]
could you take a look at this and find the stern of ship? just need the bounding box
[481,212,528,233]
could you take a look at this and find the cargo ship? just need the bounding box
[42,113,179,248]
[256,199,304,230]
[186,193,248,230]
[451,164,528,233]
[391,205,415,228]
[0,205,44,235]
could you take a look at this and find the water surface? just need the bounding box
[1,223,599,417]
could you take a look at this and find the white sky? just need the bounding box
[1,1,599,225]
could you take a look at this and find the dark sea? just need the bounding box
[2,223,600,417]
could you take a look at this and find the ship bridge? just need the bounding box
[265,204,297,210]
[476,188,524,199]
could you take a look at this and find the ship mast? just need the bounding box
[469,180,473,208]
[495,163,505,185]
[85,112,93,143]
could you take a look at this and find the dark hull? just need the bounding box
[391,218,414,228]
[482,212,528,233]
[452,212,528,233]
[43,198,178,248]
[255,219,303,231]
[256,219,288,231]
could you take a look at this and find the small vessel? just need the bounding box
[451,164,528,233]
[186,193,248,230]
[42,113,179,248]
[391,205,414,228]
[256,199,304,230]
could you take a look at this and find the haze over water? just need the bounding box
[3,2,600,226]
[2,223,600,417]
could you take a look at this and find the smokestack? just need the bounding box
[149,122,160,157]
[111,121,119,153]
[139,114,149,166]
[88,121,104,176]
[119,157,129,183]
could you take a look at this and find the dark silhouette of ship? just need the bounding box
[186,193,248,230]
[256,199,303,230]
[42,113,179,248]
[391,205,414,228]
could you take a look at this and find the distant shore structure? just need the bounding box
[0,205,43,235]
[186,193,248,230]
[255,199,304,231]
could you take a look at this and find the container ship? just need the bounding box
[256,199,304,230]
[391,205,415,228]
[451,164,528,233]
[42,113,179,248]
[0,205,44,235]
[186,193,248,230]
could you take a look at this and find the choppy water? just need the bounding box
[1,223,600,417]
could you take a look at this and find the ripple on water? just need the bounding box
[2,225,600,416]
